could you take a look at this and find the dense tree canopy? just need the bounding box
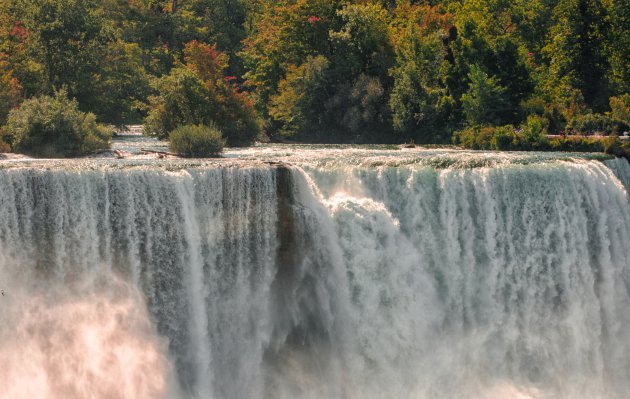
[1,0,628,145]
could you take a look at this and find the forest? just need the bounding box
[0,0,628,153]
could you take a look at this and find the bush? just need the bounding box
[491,125,515,150]
[609,94,629,129]
[547,136,603,152]
[453,126,494,150]
[474,126,495,149]
[3,90,112,157]
[520,98,566,133]
[0,128,10,153]
[454,125,516,150]
[519,115,549,149]
[453,126,481,149]
[567,113,614,135]
[602,134,620,154]
[169,124,225,157]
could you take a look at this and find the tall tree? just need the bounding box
[461,64,509,126]
[389,4,455,142]
[543,0,610,111]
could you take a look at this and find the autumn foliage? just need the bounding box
[0,0,627,148]
[145,41,260,146]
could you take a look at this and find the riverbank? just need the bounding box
[3,124,630,164]
[453,124,630,162]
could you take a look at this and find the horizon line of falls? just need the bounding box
[1,155,629,399]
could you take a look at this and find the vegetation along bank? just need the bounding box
[0,0,628,157]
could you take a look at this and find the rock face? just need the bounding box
[272,163,340,356]
[275,164,297,269]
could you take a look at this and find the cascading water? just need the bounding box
[0,148,629,399]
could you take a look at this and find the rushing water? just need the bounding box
[0,145,629,399]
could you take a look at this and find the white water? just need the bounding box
[0,150,629,399]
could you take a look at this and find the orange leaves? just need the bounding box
[420,6,453,33]
[10,21,28,42]
[183,40,229,84]
[0,66,22,124]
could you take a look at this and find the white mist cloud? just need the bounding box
[0,274,182,399]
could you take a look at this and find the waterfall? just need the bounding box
[0,156,629,399]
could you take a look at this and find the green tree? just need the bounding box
[461,64,509,126]
[321,2,394,141]
[604,0,629,94]
[16,0,112,103]
[241,0,340,120]
[268,55,330,138]
[444,17,533,126]
[179,0,251,75]
[9,0,152,125]
[329,2,393,78]
[87,41,151,126]
[609,94,630,127]
[542,0,610,111]
[389,4,454,142]
[324,73,391,142]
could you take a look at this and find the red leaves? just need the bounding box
[183,40,228,83]
[420,6,453,33]
[10,21,29,42]
[307,15,321,24]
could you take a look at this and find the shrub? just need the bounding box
[453,126,480,149]
[491,125,515,150]
[520,98,567,133]
[567,113,614,135]
[0,128,10,153]
[609,94,629,129]
[474,126,495,149]
[4,90,112,157]
[169,124,225,157]
[519,115,549,149]
[602,135,620,154]
[454,119,628,157]
[547,136,603,152]
[454,125,516,150]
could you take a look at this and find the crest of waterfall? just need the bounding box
[0,154,629,399]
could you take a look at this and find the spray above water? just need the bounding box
[0,274,179,399]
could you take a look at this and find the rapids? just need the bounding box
[0,145,629,399]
